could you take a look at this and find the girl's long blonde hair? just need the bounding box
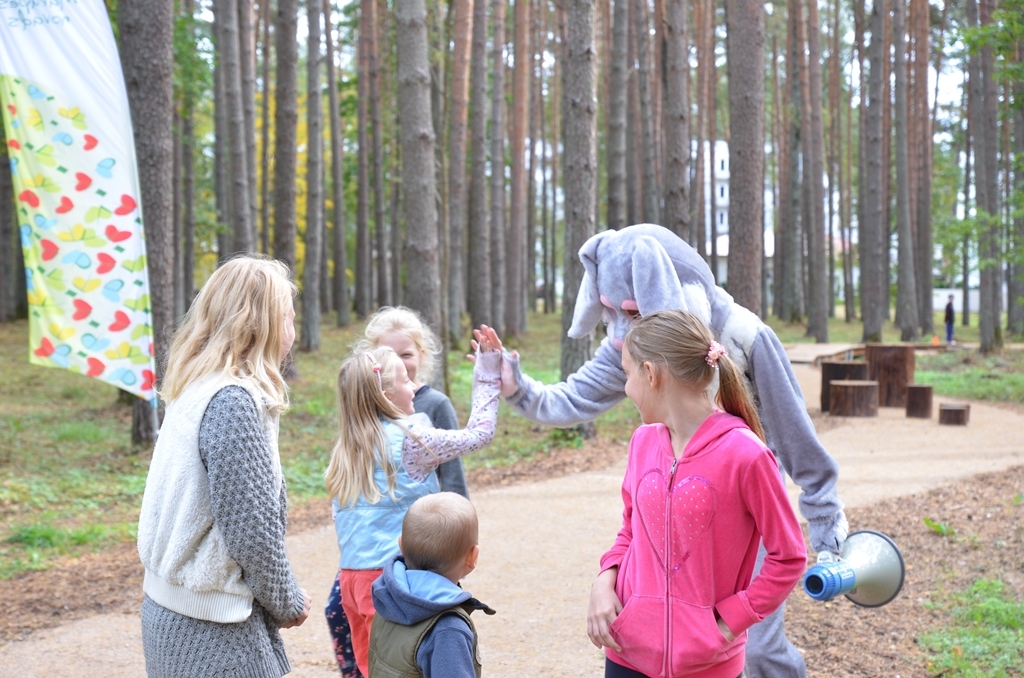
[623,310,765,442]
[353,306,442,385]
[325,346,412,506]
[160,255,296,413]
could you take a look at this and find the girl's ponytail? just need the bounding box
[715,355,765,442]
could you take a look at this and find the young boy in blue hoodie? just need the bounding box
[369,492,495,677]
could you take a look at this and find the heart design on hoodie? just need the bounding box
[635,471,716,574]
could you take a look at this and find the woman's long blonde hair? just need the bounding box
[325,346,413,506]
[159,255,296,413]
[623,310,765,442]
[353,306,442,385]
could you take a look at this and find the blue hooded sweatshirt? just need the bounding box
[371,556,495,678]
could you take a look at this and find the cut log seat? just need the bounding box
[865,343,916,407]
[905,384,934,419]
[938,403,970,426]
[820,360,870,412]
[829,380,879,417]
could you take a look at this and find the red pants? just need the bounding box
[339,568,383,677]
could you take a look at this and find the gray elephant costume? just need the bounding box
[505,224,847,678]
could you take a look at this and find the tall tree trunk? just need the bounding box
[238,0,259,246]
[301,0,323,351]
[634,0,659,223]
[805,0,828,341]
[370,0,390,307]
[854,0,866,321]
[447,0,474,340]
[397,0,442,334]
[467,0,491,328]
[507,0,531,337]
[273,0,298,271]
[490,0,507,336]
[725,0,764,315]
[214,27,233,258]
[562,0,597,438]
[781,0,804,322]
[690,0,706,249]
[547,11,562,314]
[626,13,639,225]
[259,0,272,257]
[707,11,718,274]
[973,0,1001,352]
[913,0,933,333]
[862,0,886,342]
[771,32,785,319]
[892,0,918,341]
[324,0,350,327]
[173,107,185,319]
[355,0,373,317]
[120,0,175,444]
[661,0,689,239]
[1010,48,1024,337]
[607,0,628,229]
[961,77,972,329]
[216,0,254,254]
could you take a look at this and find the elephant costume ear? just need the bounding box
[631,236,687,316]
[567,230,612,338]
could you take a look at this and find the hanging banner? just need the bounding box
[0,0,157,399]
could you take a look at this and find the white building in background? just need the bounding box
[694,139,775,300]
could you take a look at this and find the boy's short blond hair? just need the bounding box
[401,492,478,573]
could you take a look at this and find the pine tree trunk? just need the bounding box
[913,0,932,333]
[371,0,390,307]
[547,12,562,314]
[892,0,919,342]
[974,0,1001,352]
[446,0,473,341]
[215,0,254,254]
[724,0,764,315]
[238,0,259,247]
[259,0,272,256]
[862,0,886,342]
[507,0,531,338]
[355,0,373,317]
[634,0,658,224]
[397,0,442,334]
[1011,59,1024,336]
[661,0,689,240]
[490,0,507,336]
[301,1,323,351]
[690,0,706,249]
[607,0,628,230]
[214,34,233,258]
[562,0,597,438]
[273,0,299,271]
[120,0,175,445]
[324,0,350,327]
[467,0,491,328]
[805,0,828,341]
[781,0,803,323]
[173,108,185,319]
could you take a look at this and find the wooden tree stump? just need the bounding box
[905,384,933,419]
[829,380,879,417]
[865,343,916,407]
[820,360,870,412]
[939,403,970,425]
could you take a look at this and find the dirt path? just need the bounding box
[2,350,1022,677]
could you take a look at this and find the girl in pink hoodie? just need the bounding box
[587,310,807,678]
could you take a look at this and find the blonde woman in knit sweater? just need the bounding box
[137,255,311,678]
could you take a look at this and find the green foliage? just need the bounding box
[919,579,1024,676]
[916,351,1024,404]
[923,516,955,537]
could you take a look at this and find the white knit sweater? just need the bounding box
[138,373,282,623]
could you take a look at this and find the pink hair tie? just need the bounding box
[365,353,383,390]
[706,341,727,368]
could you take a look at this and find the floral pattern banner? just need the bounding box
[0,0,156,400]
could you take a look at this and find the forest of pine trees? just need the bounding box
[1,0,1023,395]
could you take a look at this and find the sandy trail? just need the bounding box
[1,349,1021,677]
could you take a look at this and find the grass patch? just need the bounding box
[919,579,1024,676]
[916,350,1024,403]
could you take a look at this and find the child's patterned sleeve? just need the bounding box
[402,351,501,481]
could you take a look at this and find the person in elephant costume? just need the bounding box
[499,224,847,677]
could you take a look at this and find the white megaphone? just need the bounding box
[802,530,905,607]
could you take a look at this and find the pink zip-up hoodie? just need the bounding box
[600,412,807,678]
